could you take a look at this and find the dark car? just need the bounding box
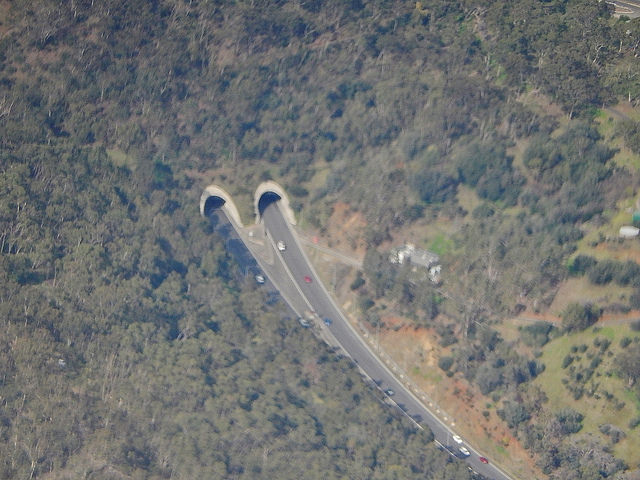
[324,317,332,326]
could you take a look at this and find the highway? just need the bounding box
[260,200,513,480]
[609,0,640,18]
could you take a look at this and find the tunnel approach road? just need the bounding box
[259,200,514,480]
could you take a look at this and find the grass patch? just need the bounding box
[594,107,640,172]
[420,369,443,384]
[428,232,454,257]
[456,184,482,216]
[107,148,137,169]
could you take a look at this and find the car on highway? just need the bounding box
[459,447,470,457]
[479,457,489,464]
[304,275,312,283]
[277,240,286,251]
[452,434,462,444]
[324,317,332,326]
[384,388,395,396]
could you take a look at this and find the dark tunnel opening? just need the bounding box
[203,196,226,216]
[258,192,281,216]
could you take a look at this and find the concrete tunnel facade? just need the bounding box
[253,181,296,226]
[200,185,243,226]
[200,181,296,228]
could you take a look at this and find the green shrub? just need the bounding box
[350,273,365,290]
[521,321,556,347]
[568,254,597,276]
[438,356,454,372]
[562,354,574,368]
[562,303,601,332]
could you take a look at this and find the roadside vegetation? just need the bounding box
[2,0,640,478]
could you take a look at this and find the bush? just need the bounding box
[438,356,454,372]
[413,170,459,204]
[616,119,640,155]
[631,319,640,332]
[588,260,617,285]
[597,338,610,353]
[359,296,374,311]
[497,401,531,429]
[615,260,640,286]
[472,203,495,219]
[476,362,504,395]
[436,324,457,347]
[600,424,626,443]
[556,408,584,434]
[568,254,597,276]
[562,355,574,368]
[629,290,640,309]
[620,337,632,348]
[350,273,365,290]
[562,303,601,332]
[521,321,556,348]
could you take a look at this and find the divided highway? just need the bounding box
[260,201,514,480]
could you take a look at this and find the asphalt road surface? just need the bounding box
[609,0,640,18]
[260,201,514,480]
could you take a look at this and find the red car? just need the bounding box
[304,275,312,283]
[479,457,489,464]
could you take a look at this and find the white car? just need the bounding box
[298,317,310,328]
[459,446,470,457]
[255,274,265,284]
[277,240,286,251]
[452,435,462,444]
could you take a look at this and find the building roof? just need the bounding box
[390,244,439,268]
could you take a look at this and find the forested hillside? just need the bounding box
[1,0,640,478]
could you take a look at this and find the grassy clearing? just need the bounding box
[535,325,640,467]
[456,184,482,215]
[593,107,640,183]
[107,148,137,169]
[427,232,455,257]
[549,277,634,315]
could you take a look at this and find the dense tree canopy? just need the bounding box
[1,0,640,478]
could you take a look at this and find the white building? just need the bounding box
[389,244,441,282]
[619,226,640,238]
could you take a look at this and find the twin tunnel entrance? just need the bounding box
[200,181,296,227]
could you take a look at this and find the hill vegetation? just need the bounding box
[2,0,640,478]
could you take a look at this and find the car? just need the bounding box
[277,240,286,251]
[297,317,310,328]
[459,447,470,457]
[479,457,489,464]
[384,388,395,396]
[323,317,332,326]
[452,434,462,444]
[254,274,265,284]
[304,275,312,283]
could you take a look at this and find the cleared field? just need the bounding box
[535,324,640,466]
